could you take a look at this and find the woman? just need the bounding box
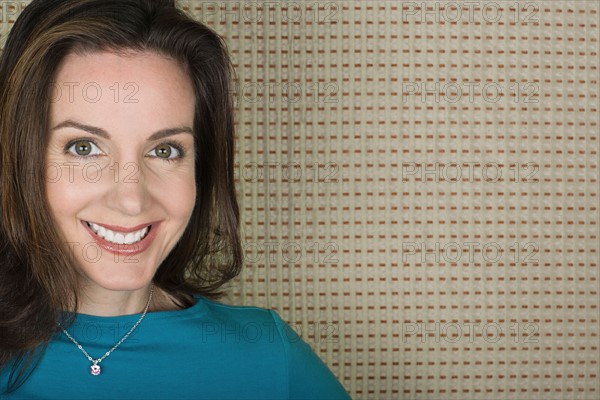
[0,0,350,398]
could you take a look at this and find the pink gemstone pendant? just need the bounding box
[90,364,101,376]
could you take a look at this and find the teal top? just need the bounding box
[0,295,350,400]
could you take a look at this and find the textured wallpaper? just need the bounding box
[2,1,599,399]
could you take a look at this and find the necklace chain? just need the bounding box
[57,283,154,375]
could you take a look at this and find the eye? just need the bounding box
[66,140,102,157]
[147,142,184,161]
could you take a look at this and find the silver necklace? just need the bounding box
[57,283,154,376]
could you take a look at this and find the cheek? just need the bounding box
[45,177,70,219]
[156,173,196,219]
[46,173,88,212]
[44,184,75,246]
[179,179,197,218]
[44,166,97,237]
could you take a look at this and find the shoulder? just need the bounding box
[197,295,274,316]
[190,297,322,369]
[194,296,292,336]
[165,296,351,398]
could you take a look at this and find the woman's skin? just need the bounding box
[45,50,197,316]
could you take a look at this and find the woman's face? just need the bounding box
[46,50,196,293]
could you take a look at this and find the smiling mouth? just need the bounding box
[85,221,152,245]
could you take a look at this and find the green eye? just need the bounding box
[148,143,182,161]
[155,144,172,158]
[66,140,101,158]
[74,141,92,156]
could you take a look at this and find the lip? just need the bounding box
[85,221,154,233]
[81,220,161,256]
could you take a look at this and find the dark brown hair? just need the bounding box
[0,0,241,393]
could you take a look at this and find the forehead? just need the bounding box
[54,48,190,84]
[49,50,195,131]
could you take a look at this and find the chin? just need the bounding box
[78,271,154,293]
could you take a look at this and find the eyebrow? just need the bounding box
[51,120,193,141]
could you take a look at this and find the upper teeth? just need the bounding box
[87,222,150,245]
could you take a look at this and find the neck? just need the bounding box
[75,283,154,317]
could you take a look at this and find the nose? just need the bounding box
[104,161,150,217]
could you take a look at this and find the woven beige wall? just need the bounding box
[2,1,599,399]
